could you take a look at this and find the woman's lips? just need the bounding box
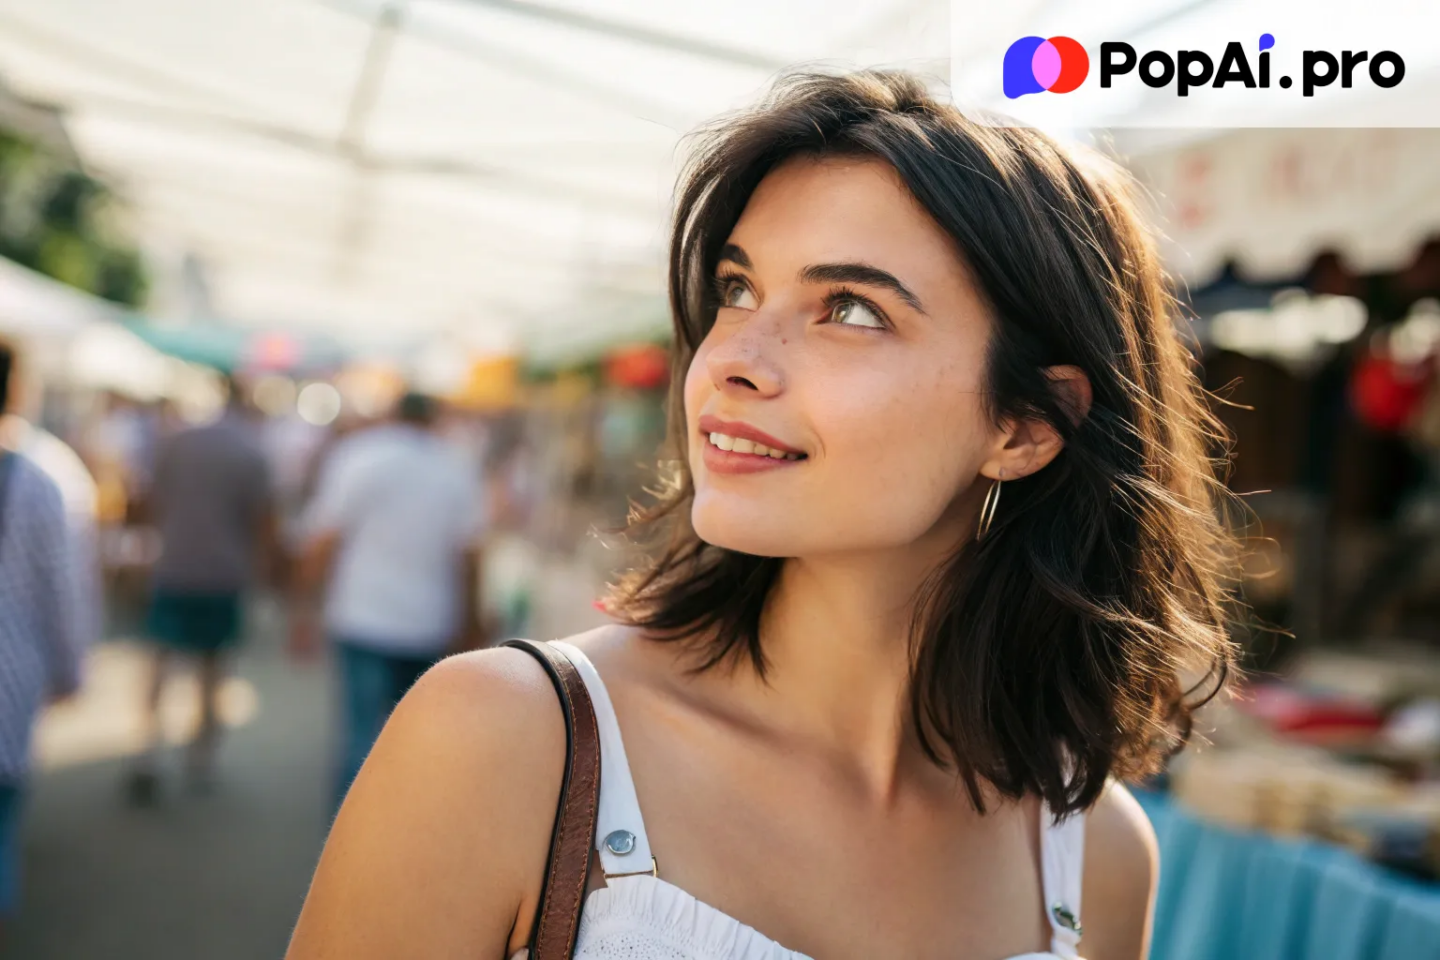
[696,415,804,456]
[701,440,805,474]
[696,415,807,475]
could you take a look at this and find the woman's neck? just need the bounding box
[725,544,951,805]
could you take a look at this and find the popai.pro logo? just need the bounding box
[1003,33,1406,99]
[1003,36,1090,99]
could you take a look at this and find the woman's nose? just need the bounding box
[705,315,785,397]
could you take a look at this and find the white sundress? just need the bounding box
[513,640,1088,960]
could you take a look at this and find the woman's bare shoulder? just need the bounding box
[407,623,646,756]
[1079,781,1160,960]
[389,643,571,781]
[285,643,574,959]
[356,624,654,829]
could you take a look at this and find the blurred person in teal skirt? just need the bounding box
[125,377,276,803]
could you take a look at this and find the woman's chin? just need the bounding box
[691,503,797,559]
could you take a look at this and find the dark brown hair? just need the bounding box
[606,69,1240,817]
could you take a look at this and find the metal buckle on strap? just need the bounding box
[1048,903,1082,932]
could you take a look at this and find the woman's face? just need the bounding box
[685,155,1004,559]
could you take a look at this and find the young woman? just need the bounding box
[286,70,1237,960]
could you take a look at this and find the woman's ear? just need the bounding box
[979,365,1093,481]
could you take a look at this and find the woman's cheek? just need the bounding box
[811,361,916,451]
[823,374,982,515]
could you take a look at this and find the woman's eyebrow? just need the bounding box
[800,261,928,315]
[718,246,928,316]
[718,243,752,269]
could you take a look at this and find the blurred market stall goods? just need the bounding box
[1136,641,1440,959]
[1170,646,1440,879]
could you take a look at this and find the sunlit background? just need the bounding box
[1,2,1440,958]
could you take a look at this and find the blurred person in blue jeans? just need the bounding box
[292,392,487,815]
[0,341,84,940]
[126,376,275,802]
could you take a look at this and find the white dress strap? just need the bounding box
[1039,802,1086,958]
[550,641,656,879]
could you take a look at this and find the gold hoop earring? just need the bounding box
[976,478,1003,542]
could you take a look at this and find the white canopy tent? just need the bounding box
[9,0,1429,353]
[0,0,967,356]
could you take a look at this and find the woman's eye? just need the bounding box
[830,299,885,329]
[720,280,758,310]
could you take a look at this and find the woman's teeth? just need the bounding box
[708,432,802,460]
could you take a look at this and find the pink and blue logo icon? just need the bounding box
[1003,36,1090,99]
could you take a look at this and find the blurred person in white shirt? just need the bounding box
[293,391,487,813]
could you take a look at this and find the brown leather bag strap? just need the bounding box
[504,639,601,960]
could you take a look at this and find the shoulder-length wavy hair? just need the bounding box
[605,69,1240,818]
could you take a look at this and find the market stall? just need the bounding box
[1110,127,1440,647]
[1099,117,1440,960]
[1127,128,1440,288]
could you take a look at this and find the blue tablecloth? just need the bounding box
[1134,791,1440,960]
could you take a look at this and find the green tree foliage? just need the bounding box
[0,129,149,306]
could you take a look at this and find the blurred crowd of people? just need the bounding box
[0,337,517,943]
